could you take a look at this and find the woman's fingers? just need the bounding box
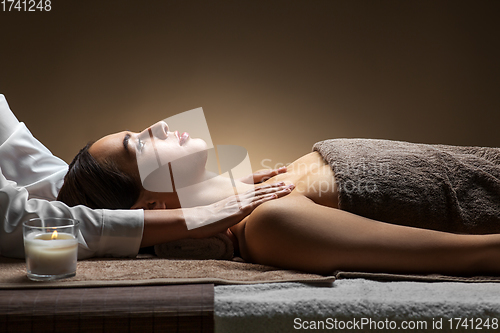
[243,181,288,195]
[188,184,293,238]
[255,184,295,198]
[187,180,293,238]
[242,182,294,198]
[239,193,280,213]
[237,184,295,206]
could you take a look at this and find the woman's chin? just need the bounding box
[187,138,208,151]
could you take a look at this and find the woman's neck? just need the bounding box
[175,169,255,208]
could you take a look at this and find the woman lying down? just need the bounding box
[57,120,500,276]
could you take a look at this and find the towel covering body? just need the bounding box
[313,138,500,234]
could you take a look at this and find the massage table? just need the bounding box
[2,255,499,332]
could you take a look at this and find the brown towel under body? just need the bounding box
[313,138,500,234]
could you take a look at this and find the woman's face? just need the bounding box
[89,120,208,183]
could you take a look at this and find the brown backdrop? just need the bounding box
[1,0,499,171]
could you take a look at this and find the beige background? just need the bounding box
[1,0,499,171]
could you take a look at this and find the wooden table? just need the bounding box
[0,284,214,333]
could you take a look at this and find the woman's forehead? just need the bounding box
[88,131,129,161]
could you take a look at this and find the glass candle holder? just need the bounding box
[23,218,79,281]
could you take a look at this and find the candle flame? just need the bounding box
[51,230,58,240]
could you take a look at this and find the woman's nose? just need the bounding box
[149,121,169,140]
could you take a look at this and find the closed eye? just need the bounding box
[123,133,132,155]
[137,138,145,152]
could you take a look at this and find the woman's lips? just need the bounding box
[179,132,189,145]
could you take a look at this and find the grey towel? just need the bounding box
[154,233,234,260]
[313,138,500,234]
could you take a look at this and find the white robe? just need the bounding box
[0,94,143,259]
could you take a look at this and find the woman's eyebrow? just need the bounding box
[123,133,131,154]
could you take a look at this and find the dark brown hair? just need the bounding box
[57,143,141,209]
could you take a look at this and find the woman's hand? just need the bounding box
[141,182,294,247]
[186,182,295,239]
[238,166,288,184]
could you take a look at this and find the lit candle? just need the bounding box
[24,230,78,277]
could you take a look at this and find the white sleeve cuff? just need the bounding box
[97,209,144,258]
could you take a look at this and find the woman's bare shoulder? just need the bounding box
[246,193,315,224]
[230,194,312,245]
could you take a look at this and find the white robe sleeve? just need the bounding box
[0,94,19,143]
[0,94,144,259]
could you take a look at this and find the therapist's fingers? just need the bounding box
[236,191,288,216]
[187,192,277,238]
[237,184,295,206]
[237,182,291,197]
[187,183,294,239]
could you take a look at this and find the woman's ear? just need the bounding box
[131,190,167,210]
[148,201,167,210]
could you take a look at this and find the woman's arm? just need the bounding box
[241,195,500,276]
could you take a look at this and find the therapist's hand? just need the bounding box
[238,166,287,184]
[187,182,294,239]
[140,182,294,248]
